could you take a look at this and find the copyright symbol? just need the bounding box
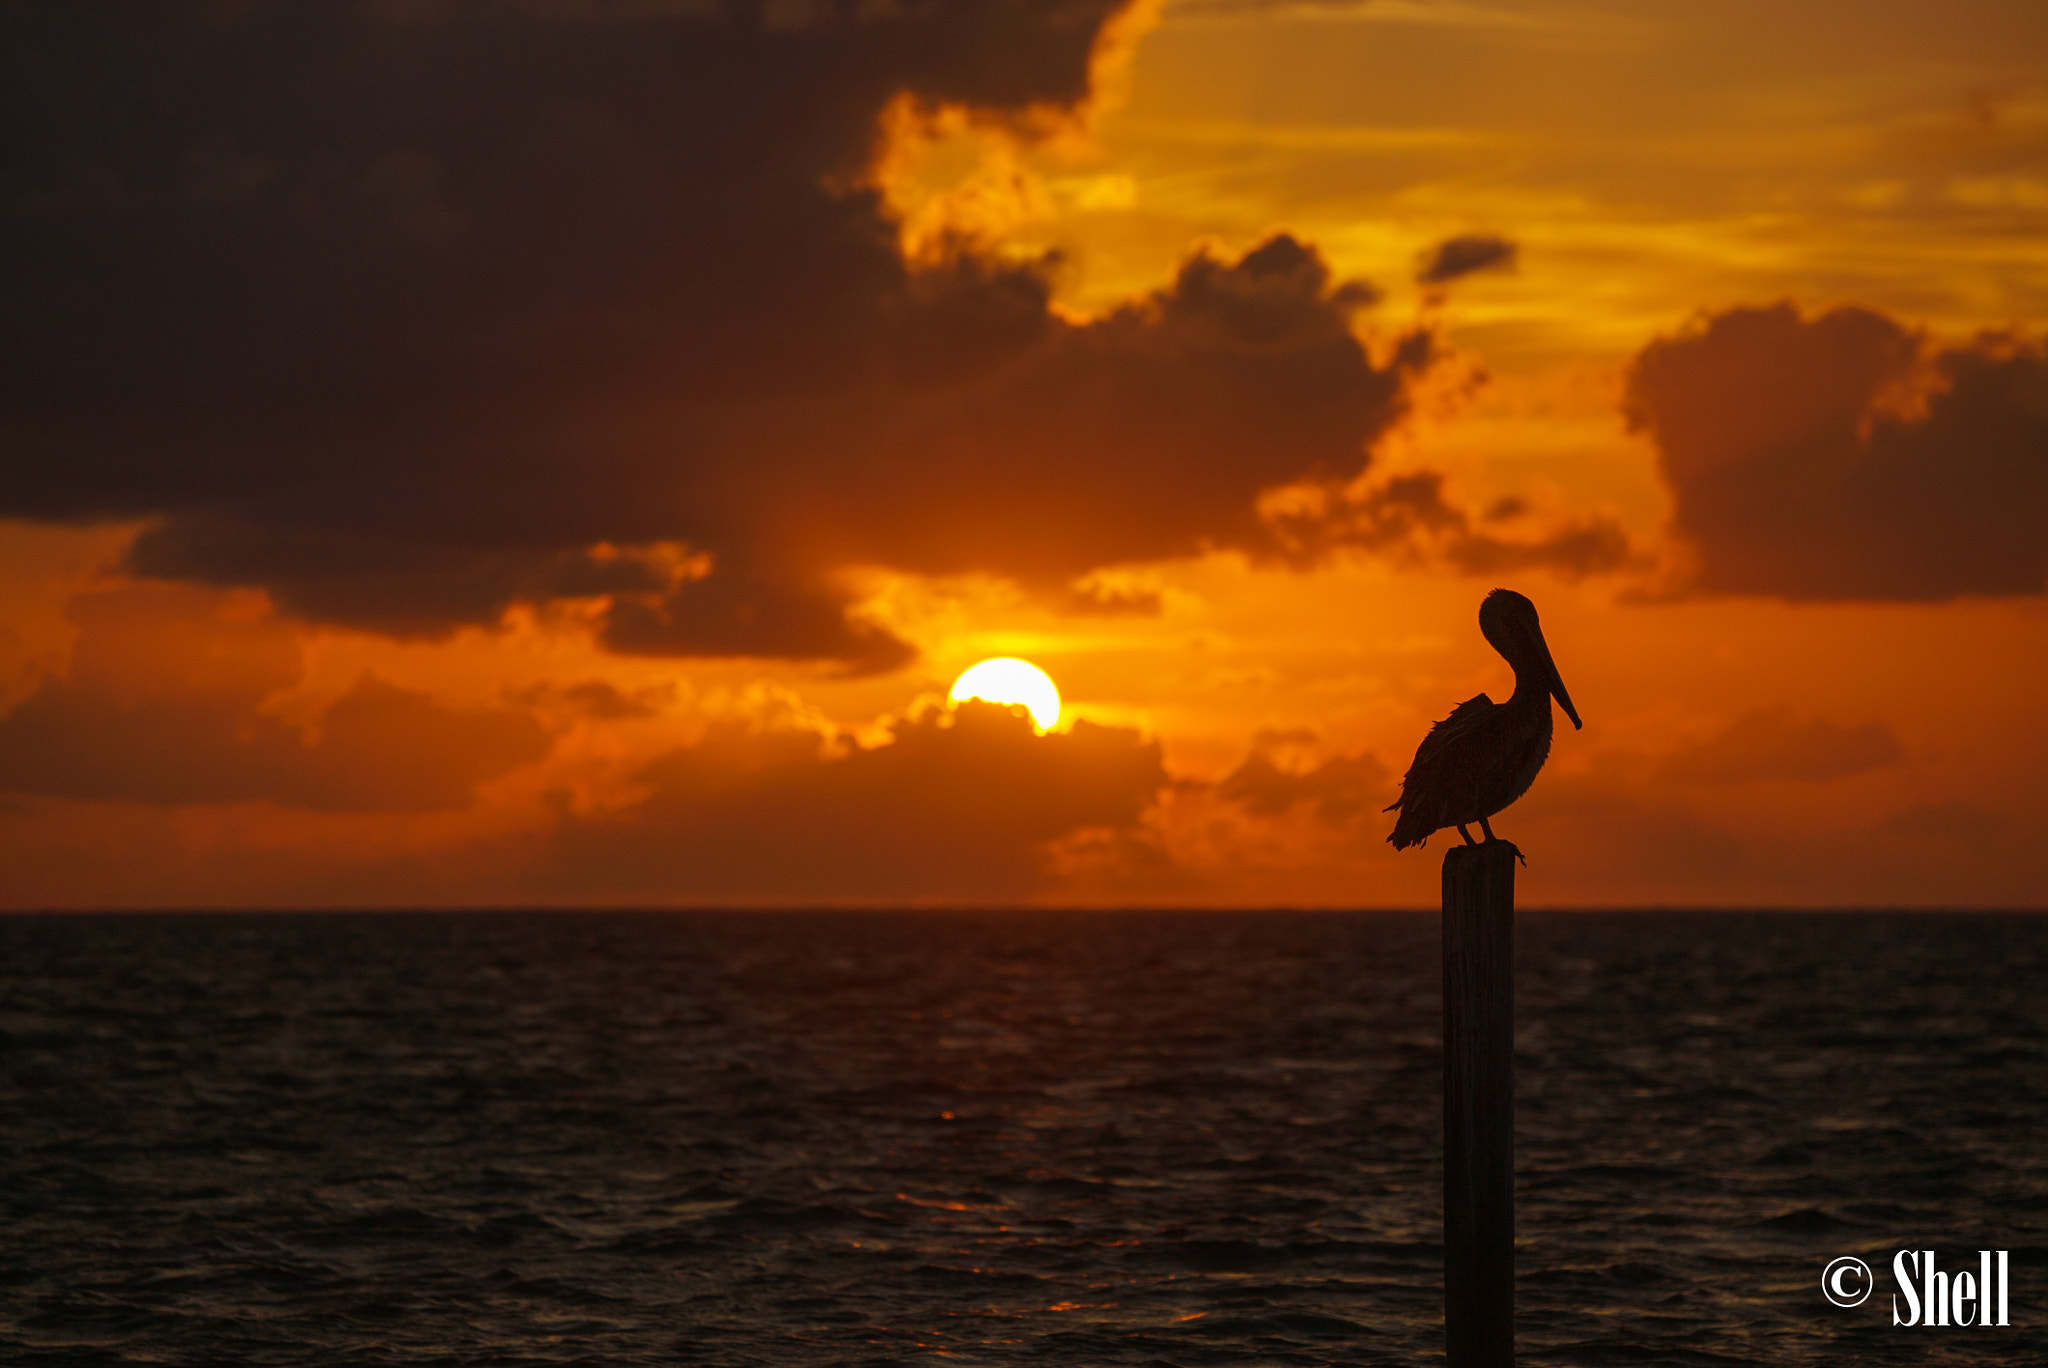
[1822,1256,1872,1308]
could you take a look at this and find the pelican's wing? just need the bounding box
[1414,693,1494,762]
[1385,693,1495,845]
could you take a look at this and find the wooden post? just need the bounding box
[1442,841,1515,1367]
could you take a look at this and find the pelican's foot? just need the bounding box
[1482,837,1526,867]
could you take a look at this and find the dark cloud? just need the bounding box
[1216,732,1388,825]
[1415,232,1517,286]
[1265,468,1641,579]
[542,698,1166,901]
[820,235,1408,581]
[0,586,549,809]
[599,564,918,674]
[1626,302,2048,600]
[2,4,1425,668]
[1660,709,1905,784]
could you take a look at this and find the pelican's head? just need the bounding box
[1479,588,1582,730]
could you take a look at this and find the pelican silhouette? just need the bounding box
[1385,588,1581,856]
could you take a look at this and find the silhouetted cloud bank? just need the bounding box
[2,3,1446,669]
[543,700,1166,901]
[0,586,546,810]
[1627,302,2048,601]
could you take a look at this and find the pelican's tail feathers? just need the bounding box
[1386,798,1435,851]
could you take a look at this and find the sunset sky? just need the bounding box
[3,0,2044,908]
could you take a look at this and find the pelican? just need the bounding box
[1385,588,1581,856]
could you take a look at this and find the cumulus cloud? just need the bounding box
[1625,302,2048,600]
[1660,709,1905,784]
[542,699,1167,901]
[1,4,1430,669]
[1416,232,1518,286]
[0,586,549,810]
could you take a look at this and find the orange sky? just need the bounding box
[2,0,2044,908]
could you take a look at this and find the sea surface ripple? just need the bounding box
[2,910,2043,1365]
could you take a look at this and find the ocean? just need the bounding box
[2,910,2042,1365]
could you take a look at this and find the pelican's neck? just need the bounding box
[1501,643,1552,717]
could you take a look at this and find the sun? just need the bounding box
[950,658,1061,731]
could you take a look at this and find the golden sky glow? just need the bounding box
[1,1,2043,907]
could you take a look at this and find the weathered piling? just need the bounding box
[1442,840,1516,1367]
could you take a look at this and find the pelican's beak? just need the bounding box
[1531,621,1582,730]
